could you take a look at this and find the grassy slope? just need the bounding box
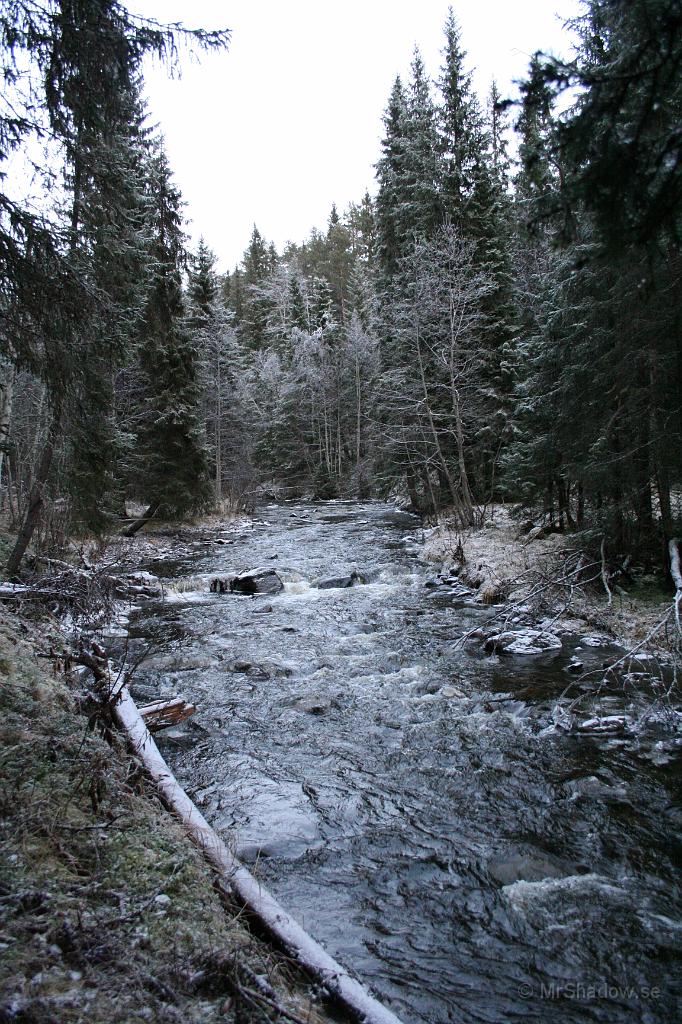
[0,609,333,1024]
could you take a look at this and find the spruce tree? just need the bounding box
[240,225,275,350]
[437,7,481,226]
[1,1,229,571]
[128,139,211,522]
[375,76,410,282]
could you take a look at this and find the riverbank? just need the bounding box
[0,602,335,1023]
[421,506,679,659]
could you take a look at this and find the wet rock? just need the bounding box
[488,850,575,886]
[253,604,273,614]
[485,629,563,655]
[296,697,330,715]
[231,567,284,595]
[441,685,466,698]
[580,634,613,647]
[567,658,584,674]
[525,525,548,541]
[316,570,367,590]
[211,567,284,595]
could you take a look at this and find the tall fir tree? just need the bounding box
[437,7,481,226]
[128,139,211,522]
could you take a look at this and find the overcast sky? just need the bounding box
[128,0,583,271]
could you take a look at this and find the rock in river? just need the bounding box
[210,567,284,596]
[485,629,563,655]
[316,570,367,590]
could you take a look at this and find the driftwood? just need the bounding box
[0,582,47,600]
[114,687,404,1024]
[0,568,159,611]
[138,696,196,732]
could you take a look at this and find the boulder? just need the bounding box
[580,634,612,648]
[485,629,563,655]
[316,570,367,590]
[211,568,284,596]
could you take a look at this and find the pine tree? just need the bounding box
[1,1,229,572]
[437,7,482,225]
[240,225,275,349]
[511,0,682,563]
[188,237,218,327]
[375,76,409,282]
[128,139,211,523]
[402,48,444,241]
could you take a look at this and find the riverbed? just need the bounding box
[127,501,681,1024]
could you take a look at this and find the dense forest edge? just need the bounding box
[1,1,681,1022]
[1,1,681,586]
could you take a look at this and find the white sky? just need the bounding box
[128,0,583,271]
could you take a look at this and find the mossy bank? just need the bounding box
[0,608,335,1024]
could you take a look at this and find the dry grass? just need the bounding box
[423,506,679,656]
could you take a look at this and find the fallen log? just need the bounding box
[138,696,196,732]
[114,687,404,1024]
[0,583,40,599]
[670,538,682,632]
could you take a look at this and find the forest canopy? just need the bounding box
[1,0,680,580]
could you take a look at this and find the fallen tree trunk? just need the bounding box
[120,501,160,538]
[114,687,404,1024]
[670,538,682,591]
[138,696,196,731]
[670,538,682,633]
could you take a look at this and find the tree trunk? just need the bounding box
[415,323,468,526]
[6,409,60,579]
[214,342,222,502]
[577,482,585,528]
[114,688,405,1024]
[0,360,14,508]
[121,501,160,538]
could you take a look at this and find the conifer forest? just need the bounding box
[1,3,682,1023]
[0,0,680,577]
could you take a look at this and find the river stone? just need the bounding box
[316,570,367,590]
[229,567,284,595]
[485,629,563,655]
[296,697,330,715]
[441,685,466,698]
[580,634,613,647]
[488,851,575,886]
[567,657,584,673]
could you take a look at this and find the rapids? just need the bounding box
[127,501,681,1023]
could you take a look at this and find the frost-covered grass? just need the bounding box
[422,506,679,656]
[0,608,330,1023]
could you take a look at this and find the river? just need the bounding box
[127,501,681,1024]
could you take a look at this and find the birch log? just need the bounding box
[670,538,682,632]
[114,688,405,1024]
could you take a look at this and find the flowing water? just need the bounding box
[127,501,681,1024]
